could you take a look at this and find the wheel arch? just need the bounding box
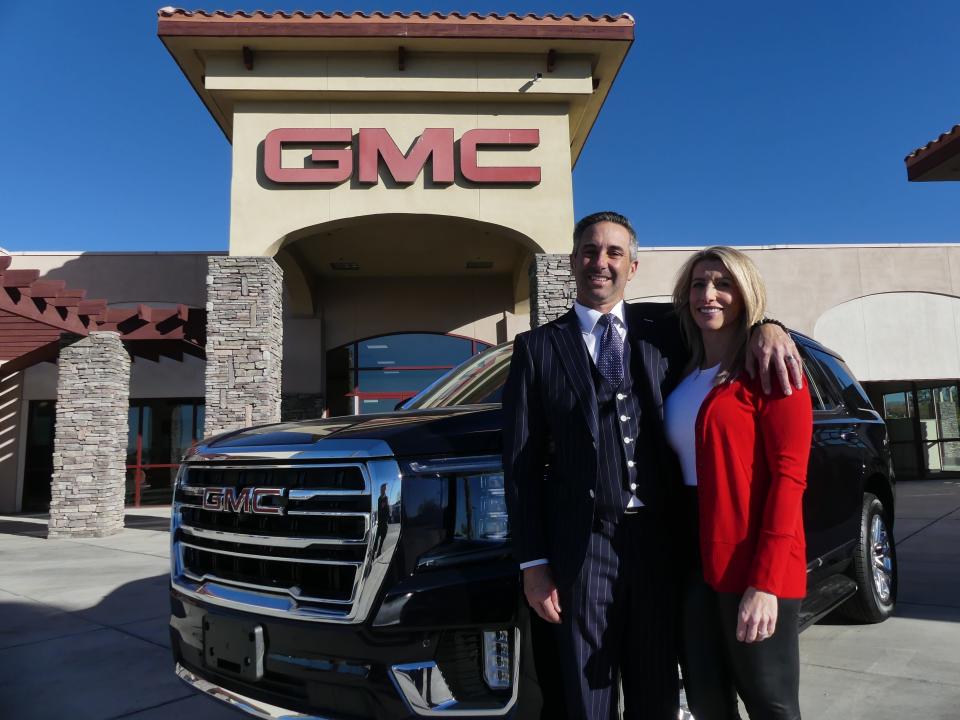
[864,473,895,529]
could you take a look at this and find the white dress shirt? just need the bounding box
[519,301,629,571]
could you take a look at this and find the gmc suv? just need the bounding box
[169,332,897,718]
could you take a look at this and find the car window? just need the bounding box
[809,349,874,412]
[799,350,843,412]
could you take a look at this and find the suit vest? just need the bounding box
[590,338,651,520]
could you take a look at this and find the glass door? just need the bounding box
[917,384,960,474]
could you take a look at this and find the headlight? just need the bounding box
[405,455,509,543]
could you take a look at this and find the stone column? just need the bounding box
[205,256,283,437]
[529,253,576,328]
[49,332,130,538]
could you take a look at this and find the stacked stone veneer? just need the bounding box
[530,254,576,327]
[49,332,130,538]
[205,257,283,437]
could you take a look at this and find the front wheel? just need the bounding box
[840,492,897,623]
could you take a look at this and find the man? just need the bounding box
[502,211,801,719]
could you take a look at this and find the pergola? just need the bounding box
[1,255,205,538]
[0,255,205,372]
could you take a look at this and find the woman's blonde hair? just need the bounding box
[672,246,767,384]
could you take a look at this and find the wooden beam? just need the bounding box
[29,279,67,299]
[1,270,40,288]
[0,288,89,334]
[78,299,108,316]
[0,339,61,373]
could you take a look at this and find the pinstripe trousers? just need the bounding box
[553,512,679,720]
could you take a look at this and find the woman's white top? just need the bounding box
[664,364,721,487]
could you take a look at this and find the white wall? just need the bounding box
[814,292,960,382]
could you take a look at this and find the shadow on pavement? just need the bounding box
[0,513,170,538]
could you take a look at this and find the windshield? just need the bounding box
[403,342,513,409]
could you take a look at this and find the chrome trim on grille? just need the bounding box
[178,574,355,607]
[179,541,363,567]
[171,442,402,624]
[389,628,521,716]
[176,663,342,720]
[180,525,368,547]
[288,488,366,499]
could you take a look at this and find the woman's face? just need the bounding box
[689,259,744,334]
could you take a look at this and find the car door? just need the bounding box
[799,346,865,568]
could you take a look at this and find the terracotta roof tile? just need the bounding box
[157,7,635,39]
[905,123,960,162]
[157,8,633,23]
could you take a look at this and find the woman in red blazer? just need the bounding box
[664,246,812,720]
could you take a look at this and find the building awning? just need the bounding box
[0,256,205,373]
[157,8,634,165]
[905,123,960,181]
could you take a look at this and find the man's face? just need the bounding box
[570,221,638,312]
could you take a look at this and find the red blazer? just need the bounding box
[695,373,813,599]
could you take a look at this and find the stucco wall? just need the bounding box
[626,244,960,382]
[228,100,575,257]
[7,252,217,307]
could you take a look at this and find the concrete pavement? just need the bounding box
[1,482,959,719]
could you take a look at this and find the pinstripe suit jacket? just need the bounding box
[503,302,686,589]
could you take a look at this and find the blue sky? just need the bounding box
[1,2,957,251]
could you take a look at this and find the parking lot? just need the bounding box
[0,480,958,719]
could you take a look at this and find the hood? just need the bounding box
[204,405,503,459]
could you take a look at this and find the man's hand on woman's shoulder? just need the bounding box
[745,323,805,395]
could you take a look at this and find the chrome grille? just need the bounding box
[171,451,401,624]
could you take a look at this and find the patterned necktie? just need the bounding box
[596,314,624,387]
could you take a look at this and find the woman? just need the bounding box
[664,246,812,720]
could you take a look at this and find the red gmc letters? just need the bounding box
[263,128,541,186]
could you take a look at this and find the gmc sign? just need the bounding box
[263,128,541,186]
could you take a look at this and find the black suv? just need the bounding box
[169,332,896,719]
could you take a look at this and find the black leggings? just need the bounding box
[679,568,802,720]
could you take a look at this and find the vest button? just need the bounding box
[616,393,626,400]
[620,415,629,422]
[624,437,632,444]
[630,482,637,491]
[589,489,595,499]
[627,460,635,468]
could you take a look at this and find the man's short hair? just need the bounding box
[572,211,639,260]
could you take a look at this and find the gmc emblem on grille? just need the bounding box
[202,487,284,515]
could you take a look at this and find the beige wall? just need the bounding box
[7,252,217,308]
[229,100,575,257]
[318,275,514,351]
[627,244,960,382]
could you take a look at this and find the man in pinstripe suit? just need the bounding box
[503,211,799,719]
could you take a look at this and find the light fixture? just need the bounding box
[482,629,513,689]
[466,260,493,270]
[330,261,360,271]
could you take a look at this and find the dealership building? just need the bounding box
[1,10,958,534]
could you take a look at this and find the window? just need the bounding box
[327,333,492,416]
[126,399,205,506]
[800,352,842,412]
[809,349,873,412]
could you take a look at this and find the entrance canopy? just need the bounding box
[157,9,634,163]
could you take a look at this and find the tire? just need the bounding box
[840,492,897,623]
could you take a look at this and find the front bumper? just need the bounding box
[170,580,539,720]
[177,663,334,719]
